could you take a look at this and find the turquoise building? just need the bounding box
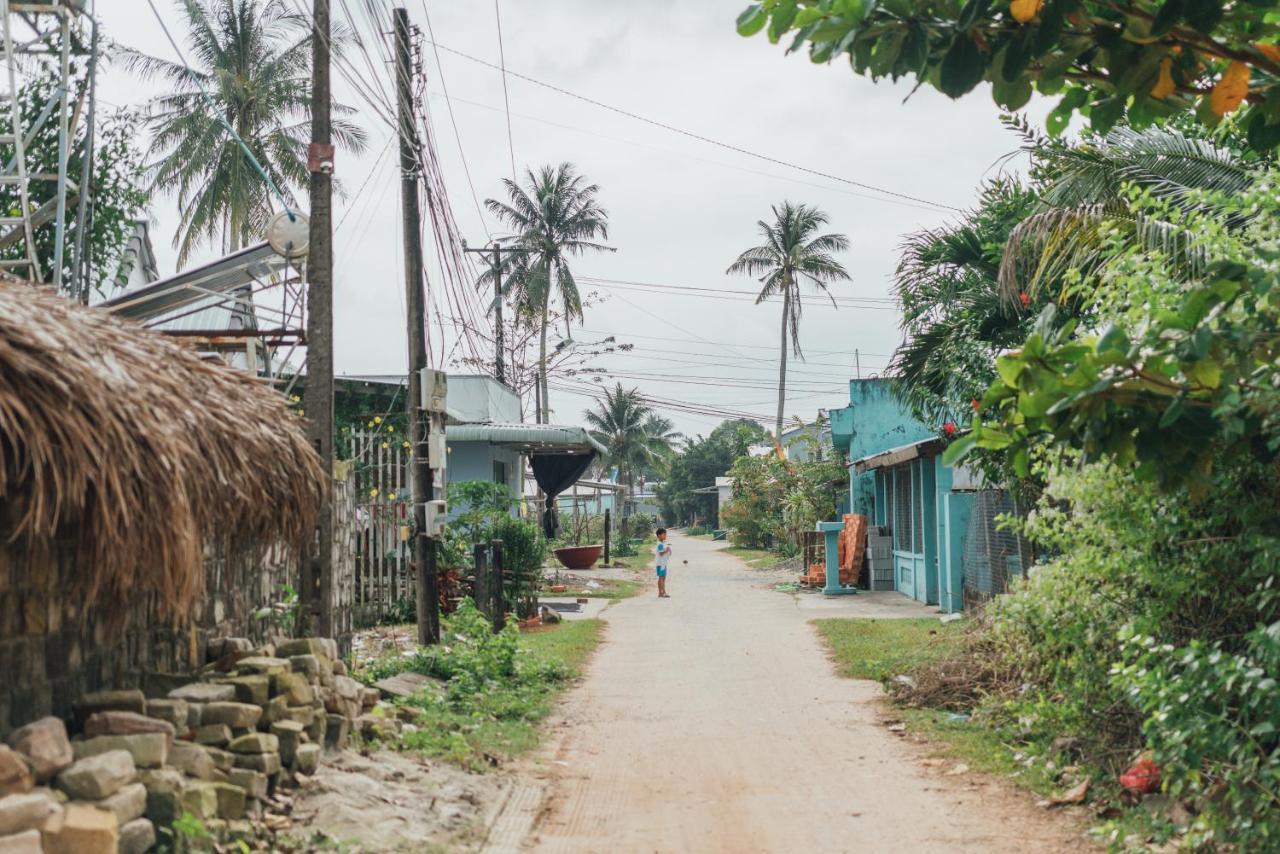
[829,379,978,613]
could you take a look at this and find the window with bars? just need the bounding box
[912,462,924,554]
[892,465,913,552]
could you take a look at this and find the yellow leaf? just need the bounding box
[1151,57,1176,99]
[1256,44,1280,64]
[1010,0,1044,24]
[1210,61,1250,116]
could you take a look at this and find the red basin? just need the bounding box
[553,544,604,570]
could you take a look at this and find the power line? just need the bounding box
[492,0,516,182]
[426,40,964,214]
[425,90,949,215]
[579,275,898,310]
[144,0,296,220]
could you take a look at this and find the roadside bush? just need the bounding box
[685,524,710,536]
[943,454,1280,845]
[488,515,546,619]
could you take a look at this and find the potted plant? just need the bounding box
[553,512,604,570]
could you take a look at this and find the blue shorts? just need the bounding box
[656,566,667,578]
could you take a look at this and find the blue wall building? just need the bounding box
[829,379,978,613]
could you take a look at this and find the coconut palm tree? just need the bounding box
[998,118,1254,301]
[584,384,677,511]
[123,0,367,265]
[484,163,612,423]
[726,202,850,436]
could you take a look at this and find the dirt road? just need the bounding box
[503,533,1083,854]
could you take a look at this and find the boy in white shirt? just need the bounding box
[655,527,671,598]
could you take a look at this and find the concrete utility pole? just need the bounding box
[462,242,512,385]
[304,0,336,638]
[395,6,439,646]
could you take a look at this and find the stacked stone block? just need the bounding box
[0,635,362,851]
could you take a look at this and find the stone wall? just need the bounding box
[0,538,295,736]
[0,467,359,737]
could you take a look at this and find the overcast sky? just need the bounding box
[99,0,1047,438]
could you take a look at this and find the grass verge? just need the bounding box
[358,603,604,771]
[723,545,783,569]
[547,577,642,599]
[814,617,1061,796]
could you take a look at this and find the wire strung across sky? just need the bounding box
[425,40,964,214]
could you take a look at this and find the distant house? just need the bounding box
[829,378,993,613]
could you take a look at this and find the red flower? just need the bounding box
[970,398,981,412]
[943,422,957,436]
[1119,757,1161,794]
[1018,291,1030,308]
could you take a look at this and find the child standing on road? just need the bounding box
[655,528,672,598]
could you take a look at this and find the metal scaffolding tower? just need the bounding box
[0,1,93,295]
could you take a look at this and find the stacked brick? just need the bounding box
[0,635,376,852]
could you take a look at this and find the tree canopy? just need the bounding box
[736,0,1280,152]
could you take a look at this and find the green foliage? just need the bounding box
[946,178,1280,492]
[253,584,301,637]
[488,514,548,619]
[982,454,1280,843]
[891,177,1041,429]
[359,601,601,769]
[720,449,846,548]
[685,524,712,536]
[657,419,769,524]
[0,73,147,292]
[736,0,1280,152]
[583,384,678,504]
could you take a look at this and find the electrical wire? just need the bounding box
[425,40,964,213]
[493,0,516,182]
[144,0,296,220]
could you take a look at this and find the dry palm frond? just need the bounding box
[0,280,324,626]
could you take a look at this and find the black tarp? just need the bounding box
[530,451,597,538]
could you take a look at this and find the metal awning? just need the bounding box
[98,241,290,322]
[446,423,607,456]
[851,437,947,473]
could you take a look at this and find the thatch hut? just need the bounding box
[0,280,326,732]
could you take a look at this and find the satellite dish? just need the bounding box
[267,210,310,259]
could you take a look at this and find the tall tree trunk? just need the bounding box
[538,297,549,425]
[776,282,791,438]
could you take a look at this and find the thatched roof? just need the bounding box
[0,280,324,621]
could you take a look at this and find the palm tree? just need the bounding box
[998,119,1254,301]
[890,178,1040,425]
[124,0,367,265]
[584,384,677,511]
[726,202,850,436]
[485,163,612,423]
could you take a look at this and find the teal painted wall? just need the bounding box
[830,379,933,517]
[941,490,973,613]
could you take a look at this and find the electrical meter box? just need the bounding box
[419,369,448,413]
[424,499,448,537]
[427,433,447,469]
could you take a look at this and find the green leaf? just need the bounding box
[993,73,1034,110]
[1183,0,1223,34]
[1158,395,1187,428]
[736,5,769,36]
[1096,322,1130,356]
[1250,721,1276,737]
[996,355,1025,387]
[1184,358,1222,389]
[1151,0,1186,35]
[957,0,991,31]
[941,433,977,465]
[768,0,799,43]
[939,35,987,99]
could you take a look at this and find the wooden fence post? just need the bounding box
[603,508,611,564]
[473,542,489,619]
[490,539,505,633]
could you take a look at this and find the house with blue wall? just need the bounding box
[829,378,980,613]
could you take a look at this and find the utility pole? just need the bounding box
[462,241,515,385]
[855,348,861,379]
[395,6,439,646]
[304,0,336,639]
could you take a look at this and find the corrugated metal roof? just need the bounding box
[446,423,606,455]
[851,437,947,472]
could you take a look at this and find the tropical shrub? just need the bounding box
[488,515,547,619]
